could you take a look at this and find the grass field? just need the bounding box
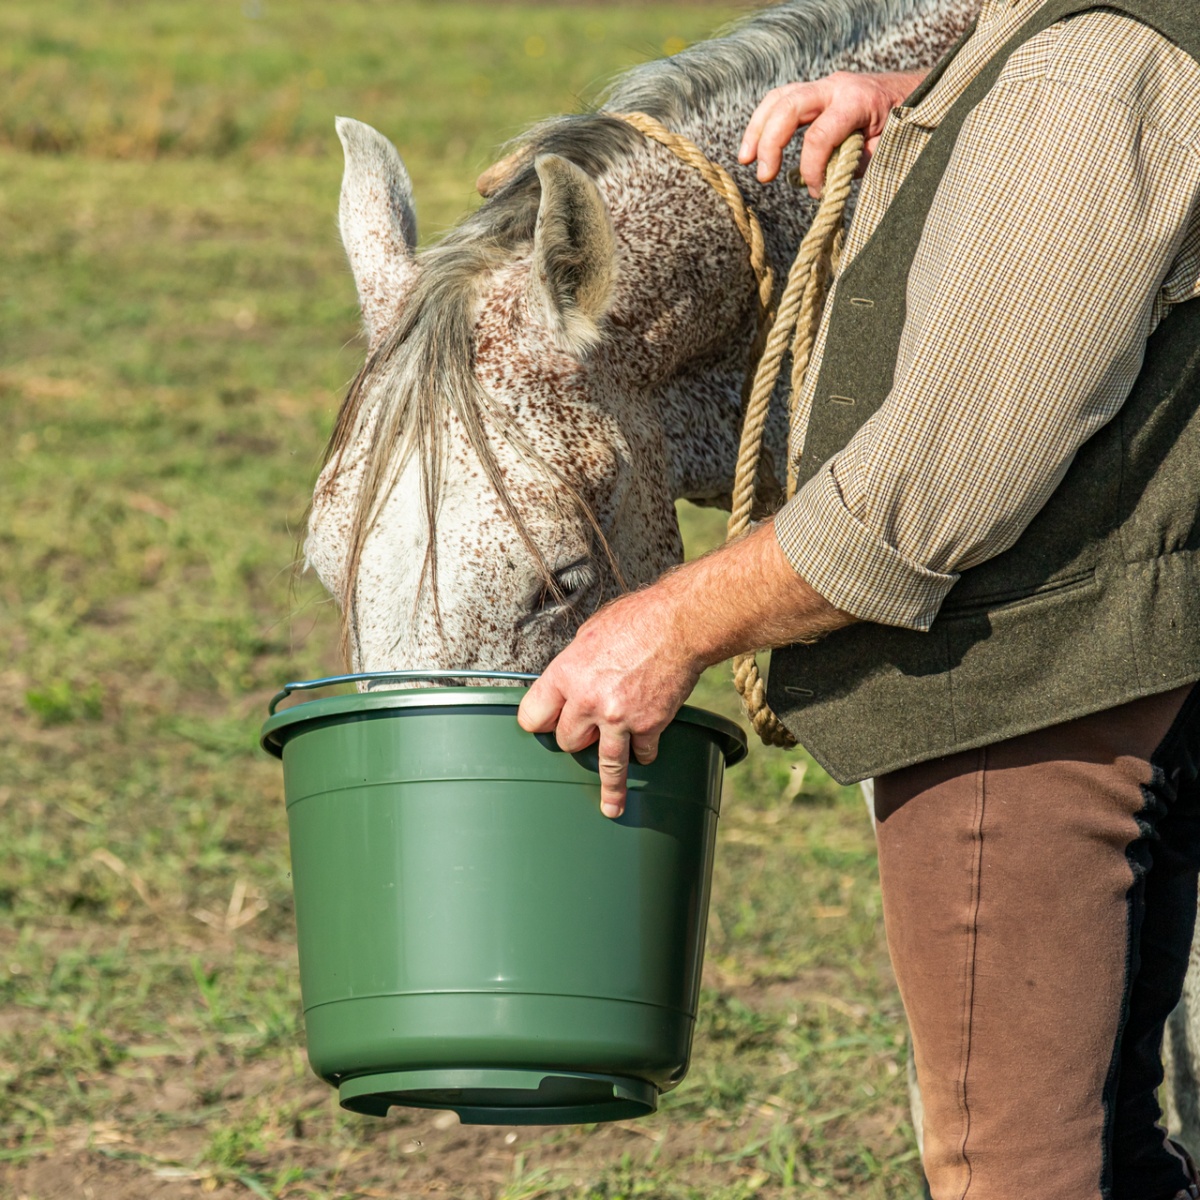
[0,4,923,1197]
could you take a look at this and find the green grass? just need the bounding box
[0,4,923,1197]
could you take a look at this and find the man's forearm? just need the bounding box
[658,521,856,672]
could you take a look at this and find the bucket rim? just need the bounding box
[260,679,747,767]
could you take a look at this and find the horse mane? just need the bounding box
[608,0,953,120]
[318,0,945,657]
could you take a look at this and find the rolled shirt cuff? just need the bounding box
[774,462,960,632]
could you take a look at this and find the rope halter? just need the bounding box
[612,111,864,748]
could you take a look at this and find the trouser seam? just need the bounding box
[955,747,986,1200]
[882,686,1200,1200]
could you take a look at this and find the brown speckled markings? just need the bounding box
[307,0,978,677]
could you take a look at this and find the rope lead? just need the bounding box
[614,111,864,749]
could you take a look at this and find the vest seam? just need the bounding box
[1120,547,1200,566]
[864,673,1200,785]
[1117,404,1144,693]
[947,627,961,746]
[954,747,987,1199]
[940,567,1097,618]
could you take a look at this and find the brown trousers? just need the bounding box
[875,684,1200,1200]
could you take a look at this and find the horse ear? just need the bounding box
[528,154,617,355]
[336,117,418,346]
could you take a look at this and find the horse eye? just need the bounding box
[528,560,595,613]
[555,564,593,599]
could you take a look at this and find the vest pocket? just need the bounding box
[940,567,1097,620]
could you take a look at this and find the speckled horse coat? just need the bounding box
[302,0,1200,1161]
[307,0,977,672]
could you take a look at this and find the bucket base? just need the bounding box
[338,1067,658,1125]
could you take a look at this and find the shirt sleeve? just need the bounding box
[775,28,1200,631]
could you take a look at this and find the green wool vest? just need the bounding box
[767,0,1200,784]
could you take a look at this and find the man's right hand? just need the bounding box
[738,70,928,197]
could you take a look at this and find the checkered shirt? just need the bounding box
[774,0,1200,630]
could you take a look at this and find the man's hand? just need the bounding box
[738,70,928,196]
[518,524,854,818]
[517,585,703,820]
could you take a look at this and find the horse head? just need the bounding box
[306,117,726,675]
[305,1,978,677]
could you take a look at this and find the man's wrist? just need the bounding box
[656,561,721,675]
[884,68,929,107]
[651,522,851,670]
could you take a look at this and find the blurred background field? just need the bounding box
[0,3,921,1197]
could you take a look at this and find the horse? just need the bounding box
[301,0,1200,1167]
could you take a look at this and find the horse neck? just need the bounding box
[602,0,978,510]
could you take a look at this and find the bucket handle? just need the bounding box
[268,670,540,716]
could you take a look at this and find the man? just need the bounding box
[518,1,1200,1195]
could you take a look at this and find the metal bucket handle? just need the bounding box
[268,670,540,716]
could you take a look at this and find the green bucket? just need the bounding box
[261,670,746,1125]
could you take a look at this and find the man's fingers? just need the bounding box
[631,731,660,766]
[859,132,884,176]
[751,88,827,183]
[753,103,801,183]
[797,104,865,198]
[740,85,825,178]
[743,72,917,192]
[545,697,598,753]
[517,675,566,733]
[556,719,600,755]
[738,88,780,163]
[597,728,631,819]
[797,121,831,197]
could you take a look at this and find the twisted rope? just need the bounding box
[613,110,863,748]
[728,134,861,748]
[614,111,776,322]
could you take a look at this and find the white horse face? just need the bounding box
[305,120,683,674]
